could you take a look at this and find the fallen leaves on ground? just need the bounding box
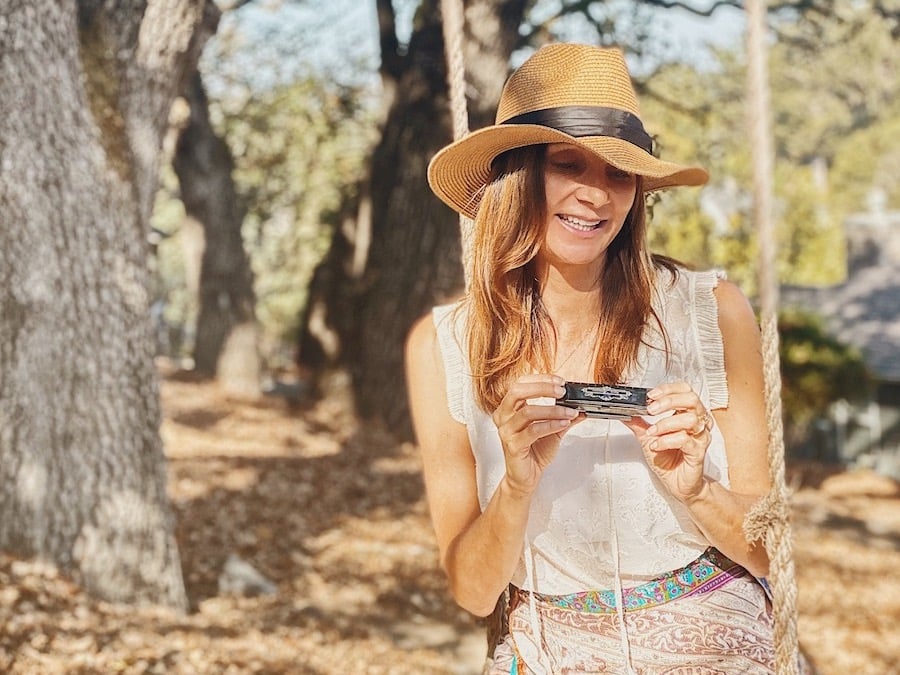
[1,370,898,674]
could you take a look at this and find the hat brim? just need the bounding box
[427,124,709,220]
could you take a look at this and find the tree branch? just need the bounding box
[217,0,255,11]
[376,0,403,79]
[633,0,742,17]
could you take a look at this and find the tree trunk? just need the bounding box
[298,0,526,438]
[173,71,260,397]
[0,0,211,608]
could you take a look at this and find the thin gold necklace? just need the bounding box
[554,325,598,371]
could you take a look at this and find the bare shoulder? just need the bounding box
[404,309,455,429]
[405,310,442,375]
[407,308,435,346]
[714,279,759,344]
[713,279,757,329]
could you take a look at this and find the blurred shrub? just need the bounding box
[778,309,872,449]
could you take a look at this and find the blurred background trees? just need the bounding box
[150,0,897,440]
[4,0,897,607]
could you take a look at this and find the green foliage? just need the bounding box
[769,1,898,166]
[641,60,759,291]
[773,161,846,286]
[145,0,897,367]
[150,73,378,362]
[779,309,871,442]
[830,112,900,218]
[213,75,378,348]
[640,2,898,294]
[647,191,714,266]
[145,2,381,365]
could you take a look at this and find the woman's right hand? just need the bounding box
[491,374,581,497]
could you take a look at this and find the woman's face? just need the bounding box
[538,143,637,274]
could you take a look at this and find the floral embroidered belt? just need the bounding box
[519,547,747,614]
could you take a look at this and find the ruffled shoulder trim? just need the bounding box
[692,269,729,410]
[432,301,468,424]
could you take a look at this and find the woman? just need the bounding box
[406,43,776,674]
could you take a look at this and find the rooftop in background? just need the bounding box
[782,189,900,383]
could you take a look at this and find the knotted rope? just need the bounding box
[744,0,800,671]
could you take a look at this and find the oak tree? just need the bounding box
[0,0,213,607]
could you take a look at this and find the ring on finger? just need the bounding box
[689,411,713,437]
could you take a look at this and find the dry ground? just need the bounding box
[2,369,898,674]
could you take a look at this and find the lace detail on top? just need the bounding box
[431,268,731,594]
[433,303,468,425]
[690,268,729,409]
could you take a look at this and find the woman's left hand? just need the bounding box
[621,382,714,504]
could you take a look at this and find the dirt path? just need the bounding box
[1,372,898,673]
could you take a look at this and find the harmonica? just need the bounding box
[556,382,649,420]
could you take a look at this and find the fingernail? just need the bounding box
[646,425,657,436]
[648,439,659,451]
[648,388,661,399]
[647,402,661,414]
[563,406,578,418]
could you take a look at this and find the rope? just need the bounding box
[439,0,475,289]
[743,314,800,674]
[439,3,505,663]
[745,0,800,672]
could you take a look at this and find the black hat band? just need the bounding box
[502,105,653,154]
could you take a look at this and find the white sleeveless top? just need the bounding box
[433,268,731,594]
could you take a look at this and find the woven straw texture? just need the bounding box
[427,43,708,220]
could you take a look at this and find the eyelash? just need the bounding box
[550,160,633,182]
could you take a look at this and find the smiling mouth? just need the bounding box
[558,214,603,231]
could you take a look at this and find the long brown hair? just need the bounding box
[464,145,675,413]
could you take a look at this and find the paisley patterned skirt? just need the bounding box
[489,549,778,675]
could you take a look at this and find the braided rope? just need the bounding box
[744,314,800,674]
[439,3,504,664]
[745,0,800,672]
[439,0,475,289]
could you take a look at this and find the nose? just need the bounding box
[575,179,610,208]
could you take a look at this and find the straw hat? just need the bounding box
[427,43,709,219]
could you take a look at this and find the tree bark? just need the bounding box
[0,0,211,608]
[173,71,260,397]
[298,0,526,438]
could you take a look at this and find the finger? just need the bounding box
[645,409,707,438]
[647,382,692,399]
[621,416,651,437]
[497,402,578,442]
[502,416,577,460]
[497,376,566,413]
[493,377,566,426]
[643,429,706,457]
[687,410,713,437]
[646,391,701,417]
[514,417,578,447]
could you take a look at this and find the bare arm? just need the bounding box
[687,279,772,576]
[405,313,577,615]
[624,279,771,577]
